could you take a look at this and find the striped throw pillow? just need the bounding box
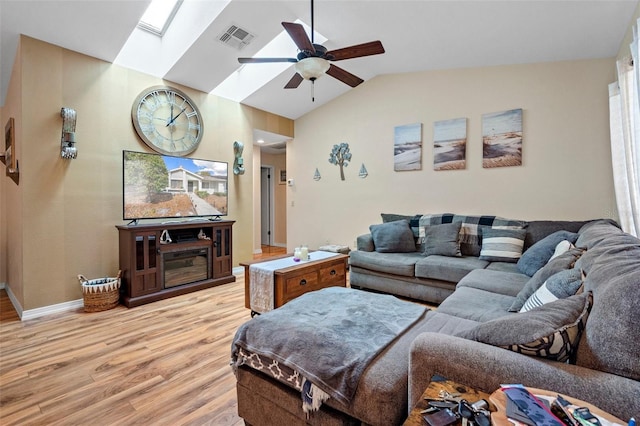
[479,228,526,263]
[520,268,583,312]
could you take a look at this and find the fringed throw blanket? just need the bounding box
[231,287,427,413]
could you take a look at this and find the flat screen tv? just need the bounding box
[123,150,228,222]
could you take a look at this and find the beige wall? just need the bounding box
[288,58,616,251]
[1,36,292,312]
[0,37,24,302]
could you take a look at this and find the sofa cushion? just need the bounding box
[456,269,530,298]
[508,248,583,312]
[349,251,421,277]
[456,292,592,362]
[517,230,579,276]
[574,219,622,249]
[479,228,526,263]
[418,214,526,256]
[520,268,583,312]
[523,220,590,250]
[484,262,521,274]
[437,286,517,322]
[370,220,416,253]
[573,222,640,381]
[422,222,462,257]
[415,255,489,282]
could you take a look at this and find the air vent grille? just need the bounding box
[218,25,255,50]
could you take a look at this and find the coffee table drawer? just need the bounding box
[319,262,346,284]
[284,271,319,300]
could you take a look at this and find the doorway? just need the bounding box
[260,166,275,247]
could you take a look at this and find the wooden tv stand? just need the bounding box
[116,220,235,307]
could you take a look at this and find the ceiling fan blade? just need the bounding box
[326,64,364,88]
[284,73,304,89]
[326,41,385,61]
[282,22,315,53]
[238,57,297,64]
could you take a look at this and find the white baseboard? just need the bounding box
[0,282,5,290]
[3,284,23,318]
[21,299,84,321]
[232,266,244,275]
[3,283,83,321]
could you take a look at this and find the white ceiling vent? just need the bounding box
[218,25,255,50]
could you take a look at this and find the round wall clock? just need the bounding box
[131,85,204,156]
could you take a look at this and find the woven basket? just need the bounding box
[78,270,121,312]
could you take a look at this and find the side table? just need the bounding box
[403,376,494,426]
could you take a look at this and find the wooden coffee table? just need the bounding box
[240,252,348,315]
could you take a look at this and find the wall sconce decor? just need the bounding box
[233,141,245,175]
[60,107,77,159]
[2,117,19,184]
[328,142,352,181]
[359,163,368,178]
[313,168,321,181]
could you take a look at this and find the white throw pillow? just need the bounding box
[549,240,575,261]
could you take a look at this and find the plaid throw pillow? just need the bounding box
[419,214,526,256]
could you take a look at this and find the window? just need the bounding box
[138,0,183,37]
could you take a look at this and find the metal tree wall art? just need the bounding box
[328,143,352,181]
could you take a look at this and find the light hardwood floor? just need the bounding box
[0,248,289,425]
[0,277,250,425]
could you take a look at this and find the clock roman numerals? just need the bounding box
[132,86,204,156]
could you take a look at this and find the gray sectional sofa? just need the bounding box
[350,213,590,304]
[232,217,640,425]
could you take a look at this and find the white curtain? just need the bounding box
[609,20,640,236]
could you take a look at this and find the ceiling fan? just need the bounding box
[237,0,385,99]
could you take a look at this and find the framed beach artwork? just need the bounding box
[433,117,467,170]
[482,108,523,168]
[394,123,422,171]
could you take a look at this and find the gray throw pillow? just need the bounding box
[517,230,579,276]
[508,248,583,312]
[369,220,416,253]
[455,292,592,363]
[520,268,583,312]
[478,228,527,263]
[422,222,462,257]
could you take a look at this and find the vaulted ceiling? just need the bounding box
[1,0,637,124]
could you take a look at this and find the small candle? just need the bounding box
[300,246,309,261]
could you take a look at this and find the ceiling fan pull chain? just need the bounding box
[311,80,315,102]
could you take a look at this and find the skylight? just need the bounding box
[138,0,183,36]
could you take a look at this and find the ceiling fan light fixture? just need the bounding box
[295,57,330,81]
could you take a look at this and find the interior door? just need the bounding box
[260,167,272,246]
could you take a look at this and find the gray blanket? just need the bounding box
[231,287,427,406]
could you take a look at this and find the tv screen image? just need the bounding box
[123,150,228,221]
